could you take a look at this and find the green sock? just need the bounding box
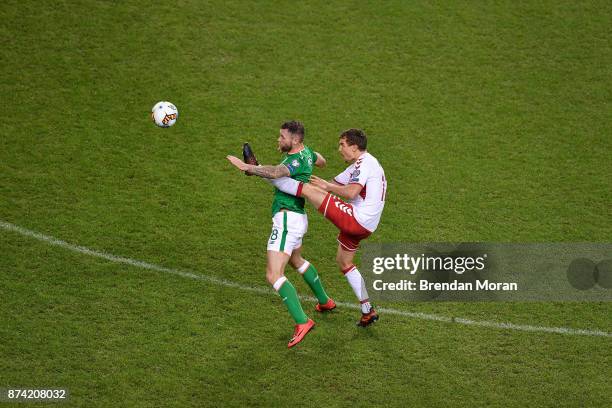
[277,279,308,324]
[303,264,330,304]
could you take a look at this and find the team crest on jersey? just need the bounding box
[292,159,299,168]
[351,170,360,178]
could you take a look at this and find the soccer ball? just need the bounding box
[151,101,178,127]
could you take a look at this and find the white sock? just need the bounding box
[344,267,371,313]
[269,177,300,196]
[360,301,372,314]
[296,261,310,274]
[272,276,287,291]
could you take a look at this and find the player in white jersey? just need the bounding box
[228,128,386,326]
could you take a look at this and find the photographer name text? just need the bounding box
[372,279,518,291]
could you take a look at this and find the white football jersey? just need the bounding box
[333,152,386,231]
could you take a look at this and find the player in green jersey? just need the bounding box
[229,129,385,327]
[236,121,335,348]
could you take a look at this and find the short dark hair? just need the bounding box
[281,120,305,141]
[340,128,367,150]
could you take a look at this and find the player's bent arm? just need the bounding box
[326,183,362,200]
[314,152,326,168]
[246,164,291,179]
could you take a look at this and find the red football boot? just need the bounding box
[287,319,315,348]
[315,298,337,313]
[357,309,379,327]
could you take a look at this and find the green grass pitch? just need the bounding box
[1,1,611,406]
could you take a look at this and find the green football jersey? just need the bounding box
[271,146,317,216]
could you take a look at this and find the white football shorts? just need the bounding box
[267,211,308,255]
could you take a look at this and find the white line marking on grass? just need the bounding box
[2,220,611,338]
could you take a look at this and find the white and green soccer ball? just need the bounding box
[151,101,178,127]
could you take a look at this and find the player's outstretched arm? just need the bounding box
[248,164,290,179]
[227,155,251,172]
[226,155,290,179]
[310,175,362,200]
[314,152,326,168]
